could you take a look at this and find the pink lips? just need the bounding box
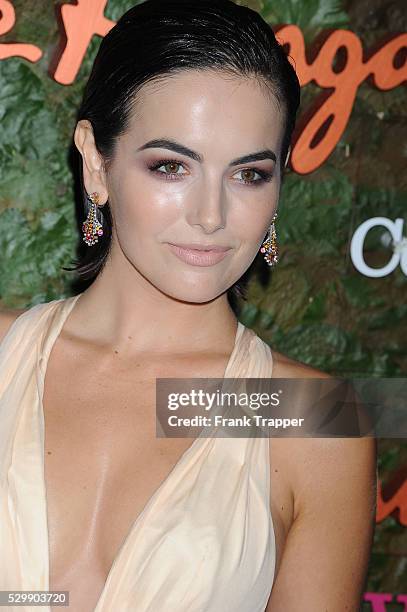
[167,243,232,267]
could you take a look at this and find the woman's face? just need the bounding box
[101,70,285,303]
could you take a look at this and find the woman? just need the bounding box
[0,1,377,611]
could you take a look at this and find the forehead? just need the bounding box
[124,69,285,156]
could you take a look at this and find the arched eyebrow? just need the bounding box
[136,138,277,166]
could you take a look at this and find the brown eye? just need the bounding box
[234,167,271,185]
[148,158,188,179]
[164,162,180,174]
[241,169,256,182]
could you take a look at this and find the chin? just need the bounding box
[157,278,228,304]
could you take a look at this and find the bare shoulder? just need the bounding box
[266,349,377,610]
[270,348,376,511]
[266,349,337,530]
[0,306,28,345]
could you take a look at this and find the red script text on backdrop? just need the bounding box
[0,0,406,172]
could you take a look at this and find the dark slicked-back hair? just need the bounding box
[66,0,300,307]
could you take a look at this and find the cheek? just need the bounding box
[229,189,280,247]
[110,179,179,241]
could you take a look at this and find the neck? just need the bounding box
[70,244,238,357]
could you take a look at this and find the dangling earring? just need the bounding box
[82,191,104,246]
[260,212,278,266]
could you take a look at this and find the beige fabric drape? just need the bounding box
[0,295,275,611]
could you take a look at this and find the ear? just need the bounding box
[74,119,109,205]
[284,146,291,169]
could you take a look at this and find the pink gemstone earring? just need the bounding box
[260,212,278,266]
[82,191,104,246]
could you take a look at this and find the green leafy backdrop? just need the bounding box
[0,0,406,605]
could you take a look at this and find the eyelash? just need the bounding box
[147,158,273,186]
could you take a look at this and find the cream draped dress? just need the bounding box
[0,294,276,611]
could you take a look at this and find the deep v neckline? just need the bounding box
[37,294,246,612]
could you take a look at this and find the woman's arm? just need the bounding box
[266,434,377,611]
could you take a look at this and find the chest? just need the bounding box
[43,354,199,609]
[42,346,293,611]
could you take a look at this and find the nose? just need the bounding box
[186,181,227,233]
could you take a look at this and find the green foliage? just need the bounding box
[238,0,349,39]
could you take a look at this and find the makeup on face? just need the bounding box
[166,242,232,267]
[131,138,278,268]
[137,138,277,188]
